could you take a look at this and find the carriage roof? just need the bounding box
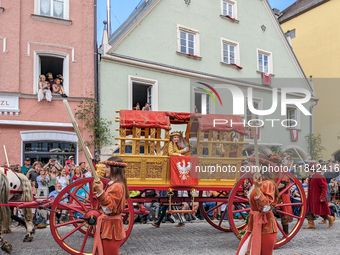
[119,110,248,135]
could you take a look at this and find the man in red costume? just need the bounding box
[304,163,334,229]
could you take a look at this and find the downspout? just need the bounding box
[94,0,99,160]
[310,99,319,159]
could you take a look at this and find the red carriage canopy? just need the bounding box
[119,110,247,135]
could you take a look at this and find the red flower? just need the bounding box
[225,15,236,21]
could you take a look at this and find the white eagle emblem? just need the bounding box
[176,160,192,181]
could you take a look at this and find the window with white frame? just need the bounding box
[36,0,69,19]
[34,51,69,96]
[222,0,237,18]
[195,92,211,114]
[287,107,297,128]
[245,99,261,139]
[257,49,273,74]
[177,25,200,56]
[221,38,240,65]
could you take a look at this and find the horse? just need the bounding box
[0,167,35,254]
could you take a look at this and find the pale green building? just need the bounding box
[99,0,315,161]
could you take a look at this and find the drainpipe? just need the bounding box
[94,0,99,160]
[310,98,319,159]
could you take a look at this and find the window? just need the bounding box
[257,49,273,74]
[194,91,212,114]
[180,31,195,55]
[287,107,297,128]
[34,51,69,96]
[221,38,240,67]
[245,99,261,140]
[36,0,69,19]
[128,76,158,111]
[221,0,237,19]
[177,25,200,57]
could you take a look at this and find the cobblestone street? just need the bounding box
[1,218,339,255]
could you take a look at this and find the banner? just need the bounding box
[291,129,298,141]
[170,156,198,185]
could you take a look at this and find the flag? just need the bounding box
[250,127,260,139]
[170,156,198,185]
[291,129,298,141]
[262,73,271,86]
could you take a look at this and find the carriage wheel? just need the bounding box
[198,191,245,232]
[227,171,306,248]
[50,177,134,255]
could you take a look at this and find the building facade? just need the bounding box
[279,0,340,160]
[99,0,315,161]
[0,0,95,165]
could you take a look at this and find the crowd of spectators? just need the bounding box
[37,73,68,102]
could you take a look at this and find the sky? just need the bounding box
[97,0,297,44]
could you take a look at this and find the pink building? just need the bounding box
[0,0,96,166]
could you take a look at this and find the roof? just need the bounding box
[108,0,158,46]
[278,0,330,23]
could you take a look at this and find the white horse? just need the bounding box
[0,167,35,254]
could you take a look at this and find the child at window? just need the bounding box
[52,78,68,98]
[37,75,52,102]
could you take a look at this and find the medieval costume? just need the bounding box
[270,154,293,235]
[169,131,190,156]
[304,164,334,229]
[236,179,278,255]
[93,160,127,255]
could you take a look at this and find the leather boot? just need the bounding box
[325,215,334,228]
[283,224,289,235]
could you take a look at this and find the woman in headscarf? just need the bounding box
[168,131,190,156]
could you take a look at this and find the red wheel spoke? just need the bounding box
[61,222,86,241]
[276,219,287,238]
[277,202,303,207]
[80,226,92,252]
[233,196,248,203]
[276,175,284,187]
[232,208,251,214]
[68,191,88,211]
[75,194,90,203]
[56,219,84,228]
[82,184,90,196]
[219,209,228,226]
[59,204,86,215]
[279,182,295,197]
[276,209,300,219]
[206,203,225,214]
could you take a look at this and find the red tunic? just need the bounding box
[93,182,126,255]
[306,172,330,216]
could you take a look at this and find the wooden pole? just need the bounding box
[252,114,260,170]
[3,145,9,167]
[63,100,99,182]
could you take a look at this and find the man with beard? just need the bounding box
[49,183,69,223]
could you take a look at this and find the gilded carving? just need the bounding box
[125,162,141,179]
[146,161,163,179]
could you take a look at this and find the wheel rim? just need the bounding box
[227,171,306,248]
[199,191,238,232]
[50,177,134,255]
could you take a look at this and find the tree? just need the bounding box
[270,146,284,158]
[75,91,113,154]
[305,133,326,161]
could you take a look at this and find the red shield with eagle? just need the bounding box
[170,156,198,185]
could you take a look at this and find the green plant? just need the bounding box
[270,146,284,158]
[305,133,326,161]
[75,91,113,153]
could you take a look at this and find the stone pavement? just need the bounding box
[0,218,339,255]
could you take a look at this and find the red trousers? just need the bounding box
[102,239,122,255]
[236,231,277,255]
